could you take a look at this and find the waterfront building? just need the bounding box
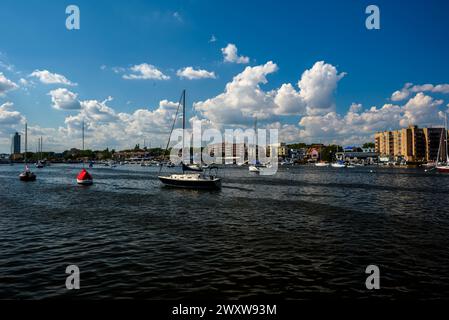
[336,150,379,164]
[267,142,288,159]
[374,131,394,159]
[423,127,447,162]
[306,145,322,161]
[207,142,248,164]
[375,125,447,163]
[289,148,307,161]
[13,132,21,154]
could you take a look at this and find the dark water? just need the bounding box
[1,163,449,300]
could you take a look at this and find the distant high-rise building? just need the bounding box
[13,132,21,154]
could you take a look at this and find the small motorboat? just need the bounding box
[77,168,93,185]
[331,161,346,168]
[36,161,44,168]
[315,162,329,167]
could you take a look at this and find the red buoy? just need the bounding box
[77,168,93,185]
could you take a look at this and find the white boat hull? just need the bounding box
[159,174,221,189]
[315,163,329,167]
[249,165,260,172]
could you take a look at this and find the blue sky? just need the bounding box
[1,0,449,152]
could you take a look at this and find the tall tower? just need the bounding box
[13,132,21,154]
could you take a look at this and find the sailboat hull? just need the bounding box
[249,165,260,172]
[159,176,221,189]
[437,166,449,173]
[19,173,36,181]
[315,162,329,167]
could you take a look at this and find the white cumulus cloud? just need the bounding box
[176,67,216,80]
[29,69,76,86]
[0,102,25,134]
[194,60,345,126]
[0,73,19,95]
[221,43,250,64]
[391,82,449,101]
[48,88,81,110]
[298,61,346,115]
[123,63,170,80]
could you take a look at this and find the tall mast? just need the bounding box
[444,112,449,165]
[254,117,258,162]
[436,127,443,163]
[159,90,184,174]
[24,123,27,165]
[182,89,186,167]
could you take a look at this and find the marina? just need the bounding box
[1,163,449,299]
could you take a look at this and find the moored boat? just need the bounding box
[19,123,36,182]
[437,165,449,173]
[331,161,346,168]
[158,90,222,190]
[159,172,221,190]
[315,162,329,167]
[435,113,449,173]
[19,166,36,181]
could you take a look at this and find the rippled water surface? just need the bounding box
[1,164,449,300]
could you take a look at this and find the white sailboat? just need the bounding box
[315,144,329,167]
[36,136,44,168]
[436,113,449,173]
[331,146,346,168]
[158,90,222,189]
[248,117,270,173]
[19,123,36,181]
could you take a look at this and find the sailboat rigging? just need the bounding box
[158,90,221,189]
[436,113,449,173]
[248,117,270,173]
[36,136,44,168]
